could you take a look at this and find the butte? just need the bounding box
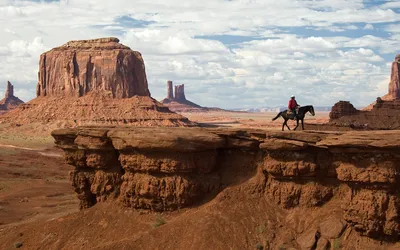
[0,38,194,130]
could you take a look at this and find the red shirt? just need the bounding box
[288,99,298,109]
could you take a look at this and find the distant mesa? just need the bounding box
[0,81,24,115]
[328,54,400,130]
[0,37,194,128]
[161,80,227,113]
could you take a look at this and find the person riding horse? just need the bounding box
[272,96,315,131]
[288,95,300,118]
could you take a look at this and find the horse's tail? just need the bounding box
[272,112,282,121]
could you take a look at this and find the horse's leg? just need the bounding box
[302,119,305,130]
[282,122,285,131]
[294,119,299,130]
[284,119,291,130]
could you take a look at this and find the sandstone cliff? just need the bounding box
[329,101,359,121]
[53,127,400,246]
[389,54,400,99]
[1,39,193,128]
[0,81,24,114]
[329,54,400,129]
[36,37,150,98]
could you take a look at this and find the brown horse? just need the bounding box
[272,105,315,131]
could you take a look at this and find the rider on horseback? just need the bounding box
[288,95,299,117]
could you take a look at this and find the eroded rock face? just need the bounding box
[167,80,174,99]
[1,40,194,127]
[36,37,150,98]
[389,54,400,99]
[161,81,204,112]
[329,101,359,121]
[174,84,186,101]
[53,128,400,240]
[332,54,400,129]
[0,81,24,113]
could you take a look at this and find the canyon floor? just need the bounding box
[0,111,399,250]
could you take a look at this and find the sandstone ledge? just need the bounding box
[52,127,400,239]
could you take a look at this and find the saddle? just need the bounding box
[287,107,299,120]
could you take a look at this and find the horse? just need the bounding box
[272,105,315,131]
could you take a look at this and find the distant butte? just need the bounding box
[328,54,400,130]
[36,37,150,98]
[0,38,194,128]
[0,81,24,114]
[161,80,227,113]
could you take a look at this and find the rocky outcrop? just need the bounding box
[0,92,194,127]
[0,81,24,113]
[161,81,207,112]
[1,39,193,127]
[330,54,400,129]
[389,54,400,99]
[5,81,13,98]
[53,127,400,240]
[167,80,174,99]
[329,101,359,121]
[329,99,400,129]
[174,84,186,102]
[36,37,150,98]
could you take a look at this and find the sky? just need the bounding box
[0,0,400,109]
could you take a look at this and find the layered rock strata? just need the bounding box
[329,101,359,120]
[53,127,400,240]
[1,38,193,127]
[36,37,150,98]
[329,55,400,129]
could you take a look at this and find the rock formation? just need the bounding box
[167,80,174,99]
[389,54,400,99]
[174,84,186,101]
[5,81,13,98]
[329,101,359,121]
[53,127,400,242]
[36,37,150,98]
[161,80,207,112]
[329,54,400,129]
[0,81,24,114]
[0,38,193,128]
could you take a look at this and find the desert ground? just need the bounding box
[0,112,326,230]
[1,111,399,250]
[182,111,330,129]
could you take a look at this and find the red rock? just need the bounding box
[329,101,359,121]
[388,54,400,99]
[53,127,400,239]
[1,39,194,128]
[161,80,205,112]
[167,80,174,99]
[174,84,186,101]
[5,81,13,98]
[0,81,24,113]
[36,37,150,98]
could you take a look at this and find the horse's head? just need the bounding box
[309,105,315,116]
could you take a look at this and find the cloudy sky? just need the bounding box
[1,0,400,109]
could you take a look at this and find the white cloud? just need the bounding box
[385,24,400,33]
[0,0,398,108]
[380,1,400,9]
[363,24,374,30]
